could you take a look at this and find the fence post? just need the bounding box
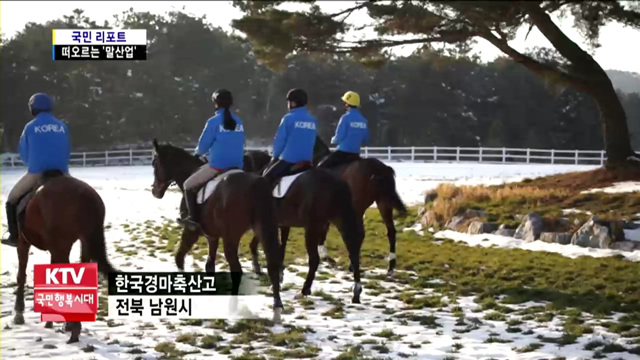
[11,155,14,167]
[364,147,368,158]
[574,149,579,165]
[411,146,415,161]
[502,147,506,164]
[551,149,555,164]
[434,146,438,162]
[456,147,460,162]
[526,148,530,163]
[83,152,86,167]
[600,150,605,166]
[387,146,391,161]
[479,147,483,162]
[105,150,109,166]
[130,149,133,166]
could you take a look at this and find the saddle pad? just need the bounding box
[273,172,306,198]
[197,169,244,204]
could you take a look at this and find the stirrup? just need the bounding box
[178,217,200,231]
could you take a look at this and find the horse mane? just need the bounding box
[156,142,204,167]
[41,169,65,184]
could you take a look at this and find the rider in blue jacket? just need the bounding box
[263,88,317,183]
[2,93,71,247]
[180,89,245,230]
[318,91,369,169]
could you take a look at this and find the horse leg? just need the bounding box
[249,235,262,275]
[296,227,320,298]
[378,203,397,276]
[318,223,338,267]
[205,237,219,274]
[222,236,243,296]
[279,227,290,284]
[335,219,364,304]
[50,243,82,344]
[13,237,30,325]
[174,228,200,271]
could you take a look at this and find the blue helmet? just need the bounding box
[28,93,53,115]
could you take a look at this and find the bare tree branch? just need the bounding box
[328,2,372,19]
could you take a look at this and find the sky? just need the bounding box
[1,1,639,73]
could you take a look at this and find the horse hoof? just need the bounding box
[348,264,353,273]
[387,269,394,277]
[352,296,361,304]
[13,313,24,325]
[294,292,305,300]
[67,336,79,344]
[44,321,53,329]
[272,308,282,324]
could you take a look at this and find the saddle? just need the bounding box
[272,161,312,199]
[16,169,66,232]
[196,168,244,204]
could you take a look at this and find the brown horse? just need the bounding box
[174,153,365,304]
[150,140,284,322]
[12,170,118,343]
[247,136,407,276]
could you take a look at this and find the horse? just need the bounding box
[247,136,407,276]
[149,140,284,322]
[173,147,365,304]
[11,170,118,343]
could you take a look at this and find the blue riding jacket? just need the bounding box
[19,112,70,174]
[272,107,317,164]
[331,108,370,154]
[195,109,245,170]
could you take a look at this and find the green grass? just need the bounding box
[135,203,640,340]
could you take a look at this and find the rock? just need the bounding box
[571,216,612,249]
[608,220,626,242]
[539,232,572,245]
[43,344,57,349]
[421,210,439,227]
[445,209,488,231]
[494,224,516,237]
[468,221,499,235]
[514,213,544,242]
[609,241,640,252]
[424,191,438,204]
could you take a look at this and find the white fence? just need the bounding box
[1,146,626,168]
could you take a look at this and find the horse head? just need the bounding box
[151,138,202,199]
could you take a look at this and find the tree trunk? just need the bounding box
[590,81,636,166]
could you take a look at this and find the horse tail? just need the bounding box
[83,193,118,277]
[332,179,364,257]
[373,164,407,215]
[86,223,118,277]
[250,176,281,272]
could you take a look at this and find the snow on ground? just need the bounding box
[581,181,640,194]
[431,230,640,262]
[2,163,638,360]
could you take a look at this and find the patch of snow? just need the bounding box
[625,226,640,242]
[581,181,640,194]
[562,208,592,215]
[433,230,640,262]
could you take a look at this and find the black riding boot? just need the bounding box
[2,202,19,247]
[179,190,200,231]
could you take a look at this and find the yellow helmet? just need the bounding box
[341,91,360,107]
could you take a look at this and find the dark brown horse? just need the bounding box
[150,140,284,322]
[12,170,118,343]
[174,152,365,304]
[247,136,407,276]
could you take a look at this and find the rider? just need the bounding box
[262,88,317,183]
[2,93,71,247]
[180,89,245,230]
[317,91,370,169]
